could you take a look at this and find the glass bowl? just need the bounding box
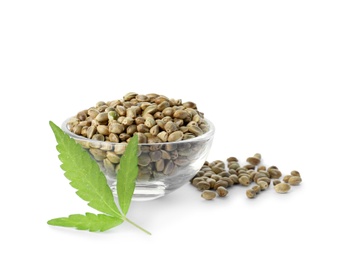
[62,118,215,201]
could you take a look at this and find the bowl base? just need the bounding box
[111,181,167,201]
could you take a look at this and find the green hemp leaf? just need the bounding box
[117,134,138,215]
[47,121,150,234]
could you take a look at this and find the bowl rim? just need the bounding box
[61,117,215,146]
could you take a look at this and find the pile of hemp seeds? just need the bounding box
[190,153,302,200]
[65,92,210,179]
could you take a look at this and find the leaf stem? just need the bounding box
[124,217,151,235]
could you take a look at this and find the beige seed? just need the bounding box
[257,177,271,185]
[168,131,183,142]
[288,176,302,186]
[163,161,176,175]
[150,125,160,136]
[123,92,138,101]
[251,185,261,193]
[218,171,230,177]
[119,133,130,141]
[77,140,90,149]
[222,176,234,187]
[273,179,281,186]
[291,170,301,177]
[135,117,145,125]
[246,153,261,165]
[149,150,162,162]
[92,134,105,141]
[197,181,210,191]
[182,101,196,109]
[239,176,251,186]
[108,133,119,143]
[87,126,97,139]
[135,94,149,102]
[274,183,291,193]
[138,153,151,167]
[268,169,282,179]
[136,124,149,133]
[109,100,121,108]
[122,117,134,126]
[161,150,171,160]
[105,151,120,164]
[157,131,168,142]
[257,165,266,171]
[239,173,251,181]
[100,142,113,151]
[213,180,229,190]
[89,148,106,161]
[164,142,177,151]
[164,121,178,134]
[108,123,124,134]
[162,107,174,116]
[228,162,240,170]
[229,175,239,184]
[187,125,204,136]
[143,104,158,115]
[228,169,237,175]
[246,189,256,199]
[88,108,99,119]
[227,156,238,162]
[192,114,201,123]
[211,174,222,181]
[211,165,224,174]
[77,110,87,121]
[79,120,91,127]
[114,142,127,155]
[81,126,88,137]
[258,170,270,178]
[126,124,137,135]
[174,157,190,166]
[216,186,228,197]
[95,112,108,122]
[72,125,82,135]
[144,117,156,128]
[253,172,267,183]
[103,158,115,175]
[97,105,108,112]
[207,178,217,189]
[173,110,189,119]
[283,175,292,183]
[257,181,269,191]
[115,105,126,116]
[201,190,216,200]
[243,164,255,170]
[97,125,109,136]
[192,177,205,187]
[126,106,138,118]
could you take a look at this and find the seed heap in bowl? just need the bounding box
[67,92,208,143]
[190,153,302,200]
[65,92,211,181]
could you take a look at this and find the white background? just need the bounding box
[1,0,363,259]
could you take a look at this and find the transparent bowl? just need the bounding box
[62,119,215,201]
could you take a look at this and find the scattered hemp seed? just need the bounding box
[246,189,256,199]
[291,170,301,177]
[273,179,281,186]
[246,153,261,166]
[216,186,229,197]
[190,153,302,201]
[201,190,217,200]
[274,183,291,194]
[288,176,302,186]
